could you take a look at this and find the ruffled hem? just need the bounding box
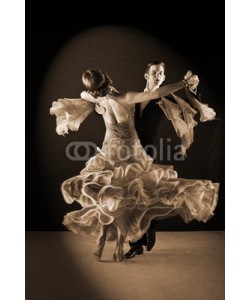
[61,150,219,241]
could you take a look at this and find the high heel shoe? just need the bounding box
[113,251,124,262]
[93,252,102,261]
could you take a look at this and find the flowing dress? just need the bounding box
[50,95,219,242]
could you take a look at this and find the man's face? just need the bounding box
[145,64,165,89]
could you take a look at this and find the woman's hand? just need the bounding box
[80,91,99,103]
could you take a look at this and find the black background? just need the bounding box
[26,2,225,231]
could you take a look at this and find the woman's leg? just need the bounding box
[113,225,126,262]
[93,224,109,260]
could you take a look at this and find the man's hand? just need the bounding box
[184,70,199,90]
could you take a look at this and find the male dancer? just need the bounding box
[125,61,167,259]
[125,61,200,258]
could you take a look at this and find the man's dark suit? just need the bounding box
[129,89,201,250]
[129,99,165,249]
[135,100,165,161]
[134,88,201,158]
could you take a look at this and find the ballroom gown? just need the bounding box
[50,94,219,242]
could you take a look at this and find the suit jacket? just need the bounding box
[134,89,201,162]
[135,99,165,160]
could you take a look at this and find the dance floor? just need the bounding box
[26,231,224,300]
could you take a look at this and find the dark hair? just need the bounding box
[144,61,166,74]
[82,69,112,97]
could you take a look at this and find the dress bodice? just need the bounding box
[105,120,136,140]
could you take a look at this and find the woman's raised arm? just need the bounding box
[124,73,199,104]
[124,80,186,104]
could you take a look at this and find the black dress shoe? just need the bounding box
[146,231,156,251]
[124,246,143,259]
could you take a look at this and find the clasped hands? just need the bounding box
[184,70,199,90]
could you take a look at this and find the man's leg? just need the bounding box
[146,219,159,251]
[125,219,160,258]
[125,233,147,259]
[129,233,148,248]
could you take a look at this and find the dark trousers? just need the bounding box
[129,219,159,247]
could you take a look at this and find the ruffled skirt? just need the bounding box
[62,135,219,242]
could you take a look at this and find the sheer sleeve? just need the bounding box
[159,95,198,155]
[185,88,216,122]
[159,88,217,155]
[50,98,94,136]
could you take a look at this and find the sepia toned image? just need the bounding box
[26,2,225,300]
